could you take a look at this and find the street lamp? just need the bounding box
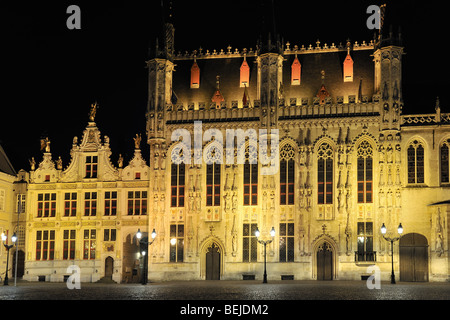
[136,228,157,285]
[380,223,403,284]
[255,226,275,284]
[1,232,17,285]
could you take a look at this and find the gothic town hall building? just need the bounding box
[21,8,450,283]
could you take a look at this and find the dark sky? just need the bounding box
[0,0,447,172]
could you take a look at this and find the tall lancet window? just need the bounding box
[190,58,200,89]
[280,144,295,205]
[357,141,373,203]
[343,44,354,82]
[317,143,333,204]
[407,140,425,184]
[243,145,258,206]
[240,55,250,88]
[171,161,185,208]
[291,54,301,85]
[440,139,450,184]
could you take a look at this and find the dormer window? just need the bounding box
[85,156,98,178]
[343,48,354,82]
[291,56,301,85]
[240,57,250,88]
[190,60,200,89]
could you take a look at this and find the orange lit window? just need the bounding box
[291,57,301,85]
[343,53,353,82]
[191,61,200,89]
[240,59,250,87]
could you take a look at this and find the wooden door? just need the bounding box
[400,233,428,282]
[206,243,220,280]
[317,242,333,281]
[105,256,114,278]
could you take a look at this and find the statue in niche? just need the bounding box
[436,208,444,256]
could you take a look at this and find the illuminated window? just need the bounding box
[104,229,116,241]
[63,230,76,260]
[440,139,450,184]
[291,56,301,85]
[104,191,117,216]
[64,192,77,217]
[357,141,373,203]
[318,143,333,204]
[343,52,354,82]
[240,58,250,87]
[407,140,424,184]
[171,163,185,207]
[36,230,55,261]
[83,229,96,260]
[37,193,56,218]
[356,222,374,262]
[127,191,147,215]
[280,144,295,205]
[170,224,184,262]
[206,164,220,206]
[84,192,97,216]
[243,223,257,262]
[85,156,98,178]
[190,60,200,89]
[279,223,294,262]
[243,146,258,206]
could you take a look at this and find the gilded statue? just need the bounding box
[134,134,142,149]
[89,102,98,122]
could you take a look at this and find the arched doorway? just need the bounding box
[205,243,221,280]
[400,233,429,282]
[105,256,114,279]
[316,241,333,281]
[12,250,25,278]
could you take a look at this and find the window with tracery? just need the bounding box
[407,140,424,184]
[440,139,450,184]
[357,141,373,203]
[317,143,333,204]
[171,160,185,208]
[243,145,258,206]
[280,144,295,205]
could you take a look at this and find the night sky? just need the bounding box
[0,0,447,173]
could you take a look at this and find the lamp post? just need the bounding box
[1,232,17,286]
[380,223,403,284]
[136,228,157,285]
[255,226,275,284]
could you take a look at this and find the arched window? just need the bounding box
[440,139,450,184]
[317,143,333,204]
[407,140,425,184]
[280,144,295,205]
[357,141,373,203]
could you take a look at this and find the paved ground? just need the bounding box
[1,280,448,318]
[0,279,449,300]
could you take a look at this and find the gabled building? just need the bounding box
[24,115,150,283]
